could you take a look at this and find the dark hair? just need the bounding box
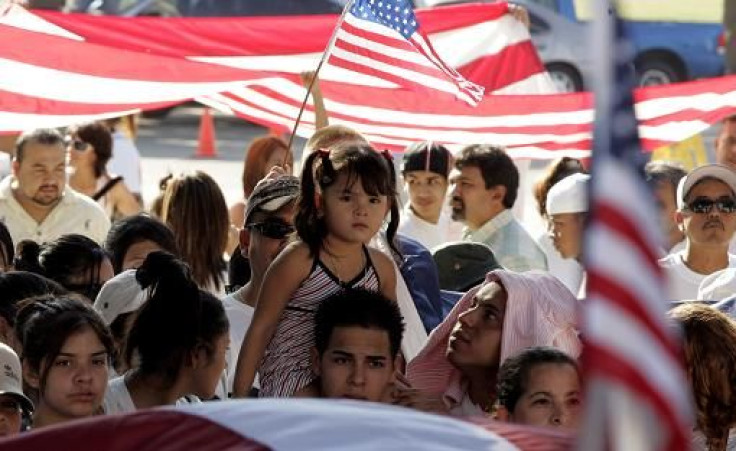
[314,288,404,357]
[13,235,109,301]
[161,172,228,291]
[0,271,67,328]
[0,221,13,269]
[242,136,292,199]
[68,121,113,179]
[496,346,579,413]
[14,128,65,163]
[455,144,519,209]
[533,157,586,218]
[15,296,114,394]
[104,214,178,273]
[126,252,229,385]
[644,160,687,191]
[296,142,401,257]
[401,141,452,178]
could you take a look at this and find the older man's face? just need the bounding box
[13,141,66,207]
[679,179,736,248]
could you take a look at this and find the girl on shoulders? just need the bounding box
[233,142,400,398]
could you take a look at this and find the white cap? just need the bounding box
[546,173,590,215]
[697,268,736,302]
[0,342,33,414]
[93,270,148,325]
[676,164,736,211]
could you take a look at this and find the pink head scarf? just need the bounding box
[406,269,581,395]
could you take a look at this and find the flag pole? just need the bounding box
[286,0,355,152]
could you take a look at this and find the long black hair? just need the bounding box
[295,142,401,258]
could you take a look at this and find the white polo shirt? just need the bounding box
[0,176,111,245]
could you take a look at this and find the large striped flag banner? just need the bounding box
[3,3,736,157]
[579,1,692,450]
[331,0,485,105]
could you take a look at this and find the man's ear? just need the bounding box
[239,228,251,257]
[22,360,40,390]
[494,405,511,422]
[489,185,507,204]
[675,210,685,232]
[311,347,321,376]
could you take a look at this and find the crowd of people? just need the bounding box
[0,114,735,450]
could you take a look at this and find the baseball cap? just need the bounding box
[244,171,300,227]
[93,270,148,325]
[432,241,503,292]
[401,142,452,178]
[676,164,736,210]
[546,173,590,215]
[0,342,33,414]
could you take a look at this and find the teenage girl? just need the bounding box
[233,142,400,398]
[15,296,113,429]
[103,251,229,413]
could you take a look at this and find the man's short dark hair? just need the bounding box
[14,128,64,163]
[496,346,578,413]
[314,289,404,358]
[645,160,687,190]
[455,144,519,209]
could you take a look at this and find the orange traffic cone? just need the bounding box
[195,108,217,158]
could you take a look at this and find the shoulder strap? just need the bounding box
[92,176,124,201]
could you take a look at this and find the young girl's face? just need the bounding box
[39,326,109,421]
[321,172,390,245]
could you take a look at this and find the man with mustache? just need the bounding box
[449,144,546,273]
[659,164,736,300]
[0,128,110,245]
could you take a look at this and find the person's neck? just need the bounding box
[467,206,506,232]
[125,369,188,409]
[322,235,363,258]
[69,166,98,195]
[683,243,730,275]
[463,366,497,411]
[410,205,441,224]
[11,185,57,224]
[236,281,258,308]
[32,403,84,429]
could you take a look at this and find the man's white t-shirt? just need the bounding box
[103,374,201,414]
[221,292,256,396]
[659,251,736,300]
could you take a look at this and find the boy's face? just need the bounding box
[403,170,448,222]
[313,326,396,403]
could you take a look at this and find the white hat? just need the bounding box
[546,173,590,215]
[697,268,736,302]
[676,164,736,211]
[0,342,33,414]
[93,270,148,325]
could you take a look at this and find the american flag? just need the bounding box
[579,2,692,449]
[331,0,484,105]
[2,3,736,159]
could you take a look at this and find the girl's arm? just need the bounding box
[231,243,311,397]
[369,248,397,303]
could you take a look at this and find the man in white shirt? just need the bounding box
[0,128,110,245]
[659,164,736,300]
[398,142,456,250]
[450,144,547,272]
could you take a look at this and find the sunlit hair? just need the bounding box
[533,157,586,218]
[305,125,368,153]
[242,136,293,199]
[296,142,400,258]
[669,303,736,451]
[161,172,228,292]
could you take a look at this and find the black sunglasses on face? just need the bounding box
[685,197,736,214]
[65,137,88,152]
[246,221,294,240]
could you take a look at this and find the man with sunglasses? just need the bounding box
[660,164,736,300]
[0,128,110,245]
[220,168,299,397]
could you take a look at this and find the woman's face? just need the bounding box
[121,240,166,272]
[190,332,229,400]
[507,363,582,430]
[66,258,115,302]
[34,326,109,423]
[446,281,507,370]
[65,133,96,170]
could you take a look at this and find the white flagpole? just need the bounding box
[286,0,355,152]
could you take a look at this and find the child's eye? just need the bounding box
[532,398,551,406]
[369,197,382,204]
[92,358,108,366]
[54,359,72,367]
[368,360,385,369]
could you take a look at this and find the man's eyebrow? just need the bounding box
[330,350,355,358]
[365,355,388,361]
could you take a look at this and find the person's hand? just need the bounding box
[300,71,322,92]
[508,4,530,29]
[263,163,291,179]
[392,386,449,414]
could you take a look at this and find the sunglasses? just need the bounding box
[65,137,89,152]
[685,197,736,214]
[246,221,294,240]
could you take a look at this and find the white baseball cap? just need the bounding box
[93,270,148,325]
[0,342,33,414]
[676,164,736,211]
[546,173,590,215]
